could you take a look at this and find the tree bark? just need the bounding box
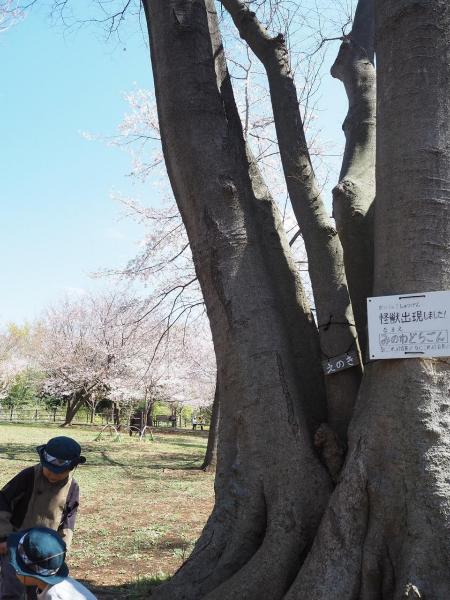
[113,401,121,428]
[285,2,450,597]
[140,0,450,597]
[331,0,376,359]
[221,0,362,442]
[61,391,85,427]
[143,1,332,597]
[200,374,219,472]
[144,400,155,428]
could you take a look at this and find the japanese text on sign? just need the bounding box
[367,291,450,359]
[322,350,360,375]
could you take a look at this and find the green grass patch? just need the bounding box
[0,423,214,598]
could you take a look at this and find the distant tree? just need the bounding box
[40,393,64,421]
[36,292,153,425]
[200,380,219,471]
[35,290,211,426]
[1,369,38,420]
[0,323,36,404]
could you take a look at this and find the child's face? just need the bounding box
[42,466,71,483]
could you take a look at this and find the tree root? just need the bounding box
[284,442,369,600]
[152,443,331,599]
[204,522,308,600]
[285,360,450,600]
[151,470,267,599]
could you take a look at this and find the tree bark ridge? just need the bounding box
[285,1,450,597]
[143,1,331,597]
[221,0,363,442]
[331,0,376,359]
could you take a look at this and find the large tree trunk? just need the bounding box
[143,1,332,597]
[222,0,362,442]
[142,0,449,598]
[285,2,450,597]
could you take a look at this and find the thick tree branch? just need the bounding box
[331,0,376,359]
[351,0,374,61]
[287,3,450,596]
[221,0,362,441]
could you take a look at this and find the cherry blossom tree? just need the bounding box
[0,0,24,33]
[35,292,153,425]
[33,290,216,426]
[5,0,450,597]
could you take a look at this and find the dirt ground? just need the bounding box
[0,423,214,598]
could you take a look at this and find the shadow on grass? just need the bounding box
[96,450,204,474]
[0,443,41,463]
[162,439,208,451]
[0,443,205,477]
[80,575,169,599]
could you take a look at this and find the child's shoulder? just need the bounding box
[20,465,37,476]
[8,465,36,486]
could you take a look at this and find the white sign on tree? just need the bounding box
[367,291,450,360]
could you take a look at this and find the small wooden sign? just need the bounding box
[322,350,360,375]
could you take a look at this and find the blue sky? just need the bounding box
[0,4,153,325]
[0,3,347,326]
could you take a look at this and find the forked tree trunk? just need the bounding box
[285,2,450,598]
[61,391,85,427]
[144,0,449,598]
[143,1,332,597]
[222,0,363,442]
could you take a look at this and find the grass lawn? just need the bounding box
[0,423,214,598]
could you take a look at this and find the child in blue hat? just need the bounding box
[0,437,86,600]
[7,527,97,599]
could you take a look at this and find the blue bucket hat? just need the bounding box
[7,527,69,585]
[37,436,86,474]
